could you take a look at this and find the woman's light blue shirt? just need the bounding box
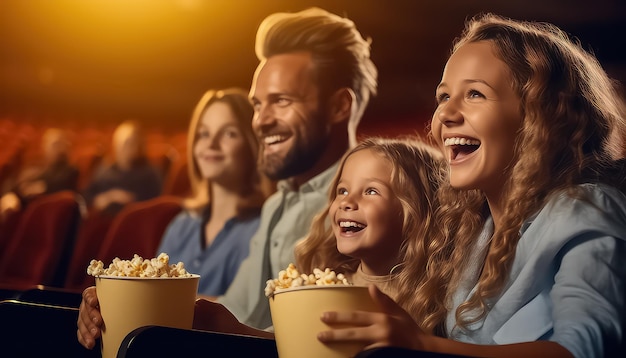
[157,209,260,296]
[447,184,626,358]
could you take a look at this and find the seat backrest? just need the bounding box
[16,286,82,307]
[63,209,116,291]
[0,208,24,257]
[162,159,190,197]
[0,299,100,357]
[94,195,182,267]
[0,191,81,287]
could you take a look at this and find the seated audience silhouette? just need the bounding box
[81,120,162,216]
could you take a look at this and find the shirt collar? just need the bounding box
[276,161,340,194]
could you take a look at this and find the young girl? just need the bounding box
[163,136,443,339]
[318,13,626,358]
[296,136,444,321]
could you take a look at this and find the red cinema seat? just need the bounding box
[0,191,81,288]
[70,195,182,289]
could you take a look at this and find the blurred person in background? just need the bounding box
[81,120,162,216]
[0,128,79,219]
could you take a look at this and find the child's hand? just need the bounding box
[317,284,427,351]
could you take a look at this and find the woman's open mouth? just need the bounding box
[444,137,481,161]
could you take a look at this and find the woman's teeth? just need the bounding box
[444,137,481,146]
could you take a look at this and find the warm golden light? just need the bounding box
[1,0,258,121]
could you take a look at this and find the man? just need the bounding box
[214,6,377,330]
[77,7,376,348]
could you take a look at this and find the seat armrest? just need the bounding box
[356,347,472,358]
[117,325,278,358]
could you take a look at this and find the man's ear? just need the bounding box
[328,87,354,125]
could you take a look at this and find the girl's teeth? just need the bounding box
[339,221,364,228]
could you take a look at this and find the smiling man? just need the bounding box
[77,7,378,349]
[213,7,378,330]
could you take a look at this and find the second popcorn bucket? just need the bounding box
[269,284,380,358]
[266,264,381,358]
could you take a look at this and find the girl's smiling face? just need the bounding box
[193,101,254,184]
[330,148,404,275]
[431,41,523,201]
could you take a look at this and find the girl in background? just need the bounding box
[157,88,272,297]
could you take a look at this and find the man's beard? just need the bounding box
[260,132,329,181]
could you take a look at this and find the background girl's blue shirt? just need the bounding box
[446,183,626,358]
[157,209,260,296]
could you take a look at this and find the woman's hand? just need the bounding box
[317,284,427,351]
[76,286,103,349]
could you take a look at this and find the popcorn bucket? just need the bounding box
[95,275,199,358]
[269,285,380,358]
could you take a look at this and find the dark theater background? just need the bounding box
[1,0,625,187]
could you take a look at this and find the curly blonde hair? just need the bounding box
[420,13,626,335]
[294,136,445,324]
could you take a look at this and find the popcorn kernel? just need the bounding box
[264,263,351,297]
[86,253,192,278]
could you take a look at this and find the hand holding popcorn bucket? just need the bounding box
[87,254,199,358]
[267,264,380,358]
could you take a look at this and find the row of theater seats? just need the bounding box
[0,191,184,293]
[0,118,189,196]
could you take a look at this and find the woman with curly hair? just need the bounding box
[319,13,626,358]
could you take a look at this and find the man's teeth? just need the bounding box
[264,135,286,145]
[444,137,481,146]
[339,221,365,228]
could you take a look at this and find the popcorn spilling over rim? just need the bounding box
[87,253,193,278]
[265,263,351,297]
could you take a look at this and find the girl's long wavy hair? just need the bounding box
[295,136,445,324]
[419,13,626,335]
[184,88,273,217]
